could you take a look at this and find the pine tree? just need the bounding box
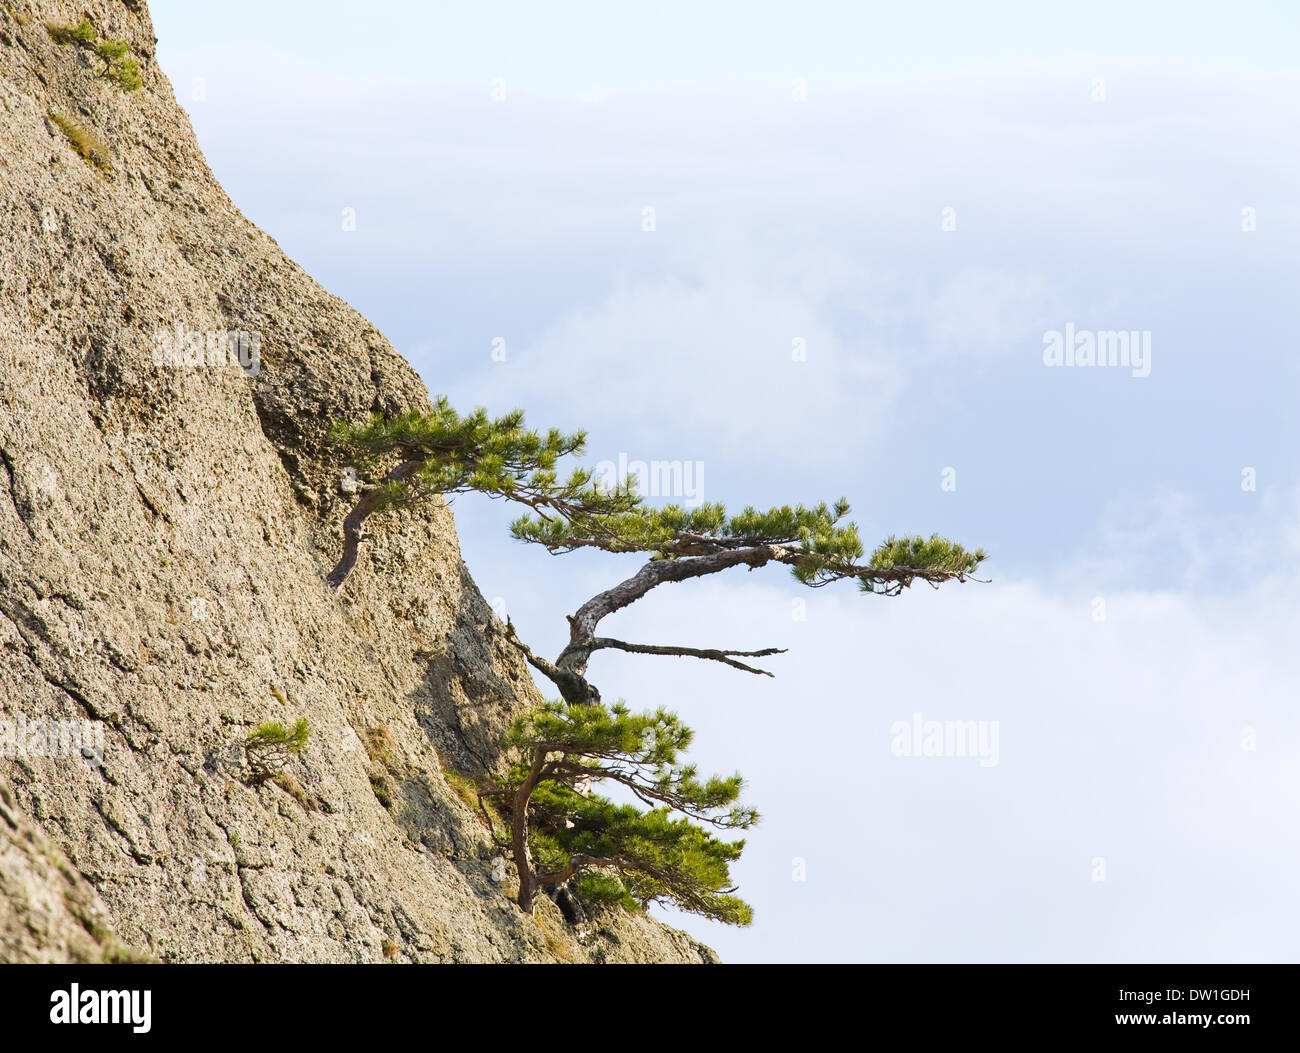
[330,400,986,920]
[482,698,756,922]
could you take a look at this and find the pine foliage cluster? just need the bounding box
[498,700,756,925]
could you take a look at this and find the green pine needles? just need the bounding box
[46,18,96,45]
[330,399,986,924]
[326,400,640,587]
[484,699,756,924]
[46,17,142,91]
[245,718,309,784]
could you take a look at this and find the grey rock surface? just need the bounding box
[0,782,147,962]
[0,0,716,964]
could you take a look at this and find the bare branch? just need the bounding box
[588,637,786,676]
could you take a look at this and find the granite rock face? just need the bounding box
[0,0,715,963]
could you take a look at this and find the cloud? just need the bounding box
[925,268,1063,359]
[1055,484,1300,595]
[460,257,903,455]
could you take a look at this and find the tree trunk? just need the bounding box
[512,747,548,914]
[512,786,535,913]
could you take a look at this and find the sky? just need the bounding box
[151,1,1300,962]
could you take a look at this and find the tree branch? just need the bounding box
[588,637,786,676]
[535,854,604,887]
[555,540,982,676]
[503,619,600,706]
[328,459,424,588]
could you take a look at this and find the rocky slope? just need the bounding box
[0,782,150,962]
[0,0,715,963]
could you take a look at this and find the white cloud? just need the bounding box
[458,259,903,455]
[1056,485,1300,595]
[925,268,1062,358]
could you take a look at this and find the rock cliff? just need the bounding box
[0,0,715,963]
